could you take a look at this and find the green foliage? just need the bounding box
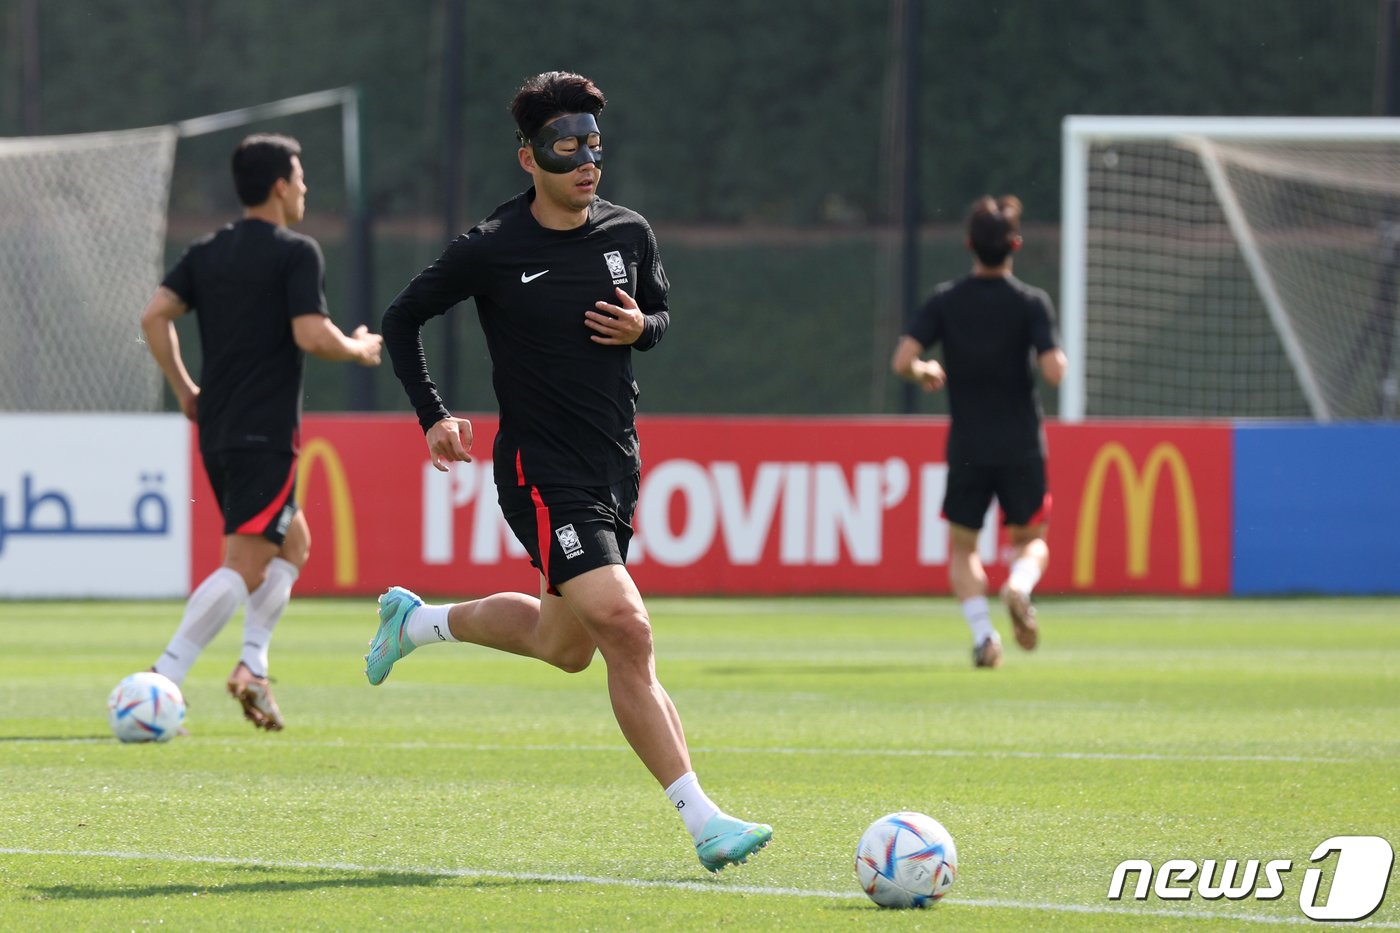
[0,0,1379,224]
[1,596,1398,930]
[0,0,1382,413]
[297,223,1064,417]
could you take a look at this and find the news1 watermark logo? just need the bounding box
[1109,836,1394,921]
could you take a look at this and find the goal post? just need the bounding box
[174,86,373,411]
[0,87,367,413]
[173,86,365,214]
[1060,115,1400,422]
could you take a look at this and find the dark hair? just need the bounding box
[967,195,1023,266]
[231,133,301,206]
[509,71,606,144]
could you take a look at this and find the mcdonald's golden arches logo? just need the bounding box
[297,437,358,586]
[1074,441,1201,589]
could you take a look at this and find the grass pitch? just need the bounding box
[1,596,1397,931]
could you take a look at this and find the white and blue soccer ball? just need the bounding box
[854,811,958,908]
[107,671,185,743]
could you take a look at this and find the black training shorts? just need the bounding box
[498,474,639,594]
[942,457,1050,531]
[201,448,299,543]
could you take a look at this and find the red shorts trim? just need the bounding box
[234,459,296,536]
[529,485,555,593]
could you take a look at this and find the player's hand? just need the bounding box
[178,386,199,422]
[426,416,473,472]
[351,325,384,367]
[917,360,947,392]
[586,287,646,345]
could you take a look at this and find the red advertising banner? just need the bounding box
[190,415,1231,597]
[192,414,537,599]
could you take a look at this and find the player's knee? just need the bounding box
[280,525,311,569]
[551,643,597,674]
[233,565,266,593]
[948,524,982,556]
[598,610,654,660]
[280,538,310,570]
[1006,524,1047,549]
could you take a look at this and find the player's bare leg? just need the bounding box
[949,524,1001,667]
[223,532,279,595]
[222,533,286,730]
[555,565,687,784]
[556,564,770,870]
[364,567,770,870]
[447,584,597,673]
[368,582,597,685]
[1001,523,1047,650]
[398,578,684,748]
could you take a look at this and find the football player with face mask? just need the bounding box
[376,71,773,874]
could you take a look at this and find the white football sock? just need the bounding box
[240,557,298,678]
[960,595,997,645]
[404,603,458,646]
[154,567,248,684]
[665,771,721,840]
[1007,556,1043,596]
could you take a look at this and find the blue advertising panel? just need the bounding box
[1233,424,1400,595]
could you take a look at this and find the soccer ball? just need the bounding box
[107,671,186,743]
[854,811,958,908]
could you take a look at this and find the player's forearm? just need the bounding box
[632,311,670,351]
[303,326,371,363]
[890,336,918,380]
[142,318,197,400]
[383,304,452,432]
[890,352,921,382]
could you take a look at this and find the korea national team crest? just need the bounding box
[555,523,585,559]
[603,250,628,285]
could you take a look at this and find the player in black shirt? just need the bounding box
[141,134,383,729]
[370,72,771,872]
[892,195,1068,668]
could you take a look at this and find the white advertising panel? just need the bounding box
[0,413,190,597]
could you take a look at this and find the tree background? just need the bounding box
[0,0,1384,414]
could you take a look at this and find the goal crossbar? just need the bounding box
[0,88,366,413]
[1060,115,1400,422]
[174,87,364,209]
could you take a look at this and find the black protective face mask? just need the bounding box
[525,113,603,174]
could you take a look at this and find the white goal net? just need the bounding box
[1060,116,1400,421]
[0,88,362,415]
[0,127,177,411]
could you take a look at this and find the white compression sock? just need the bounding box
[239,557,299,678]
[404,603,458,646]
[960,596,997,645]
[154,567,249,685]
[1007,556,1044,595]
[665,771,721,840]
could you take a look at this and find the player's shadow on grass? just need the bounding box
[31,866,459,901]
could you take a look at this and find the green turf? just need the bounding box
[1,597,1397,931]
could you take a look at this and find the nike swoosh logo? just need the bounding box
[521,270,549,283]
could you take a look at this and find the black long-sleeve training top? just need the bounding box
[382,188,670,488]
